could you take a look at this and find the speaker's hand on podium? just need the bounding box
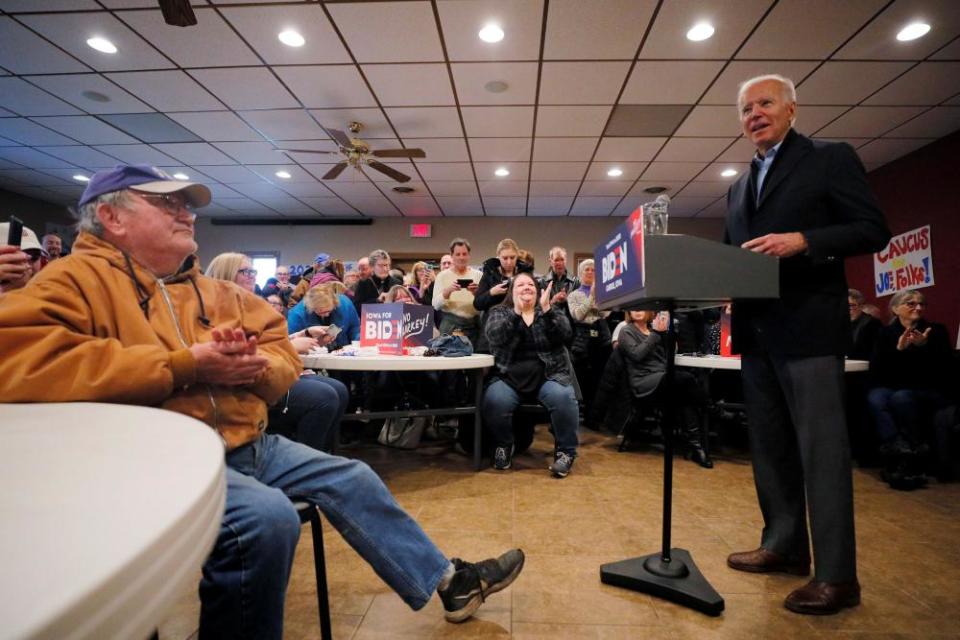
[741,232,808,258]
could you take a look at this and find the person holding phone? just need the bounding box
[0,220,44,294]
[473,238,533,353]
[432,237,482,345]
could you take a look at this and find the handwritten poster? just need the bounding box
[873,225,934,297]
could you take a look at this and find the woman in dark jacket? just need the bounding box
[618,310,713,468]
[473,238,532,352]
[482,272,579,478]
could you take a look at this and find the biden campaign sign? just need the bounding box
[361,303,434,354]
[595,205,646,309]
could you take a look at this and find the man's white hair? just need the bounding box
[737,74,797,124]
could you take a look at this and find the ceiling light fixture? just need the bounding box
[607,168,624,177]
[494,167,510,177]
[484,80,509,93]
[643,186,668,194]
[173,173,190,180]
[73,175,90,182]
[86,36,117,54]
[81,90,111,103]
[278,30,305,47]
[478,23,504,43]
[686,22,715,42]
[896,22,931,42]
[275,170,292,179]
[721,168,738,178]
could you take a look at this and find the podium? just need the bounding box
[595,232,778,616]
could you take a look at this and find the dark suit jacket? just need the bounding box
[724,129,891,357]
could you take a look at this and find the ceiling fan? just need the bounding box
[278,122,426,183]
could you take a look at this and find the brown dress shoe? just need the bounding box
[785,579,861,615]
[727,547,811,576]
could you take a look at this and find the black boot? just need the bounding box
[681,407,713,469]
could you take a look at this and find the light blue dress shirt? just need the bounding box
[753,140,783,205]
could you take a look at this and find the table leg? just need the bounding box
[473,369,484,471]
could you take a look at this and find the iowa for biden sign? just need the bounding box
[361,303,434,354]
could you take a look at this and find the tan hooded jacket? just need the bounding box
[0,232,300,450]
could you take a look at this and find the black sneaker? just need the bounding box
[492,444,513,470]
[438,549,525,622]
[549,451,575,478]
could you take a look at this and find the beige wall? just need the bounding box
[193,216,726,269]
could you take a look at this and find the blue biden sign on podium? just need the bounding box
[595,205,646,309]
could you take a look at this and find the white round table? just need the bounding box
[0,403,225,640]
[675,354,869,372]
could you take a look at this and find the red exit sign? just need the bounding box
[409,223,432,238]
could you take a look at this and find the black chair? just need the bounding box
[293,500,332,640]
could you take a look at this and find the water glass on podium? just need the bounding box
[642,196,670,235]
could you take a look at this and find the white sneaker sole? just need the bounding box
[443,553,526,623]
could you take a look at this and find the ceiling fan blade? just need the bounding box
[371,148,426,159]
[158,0,197,26]
[322,162,349,180]
[367,160,411,183]
[276,148,339,156]
[322,126,355,150]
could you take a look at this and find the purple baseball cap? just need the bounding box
[314,252,331,266]
[79,164,211,208]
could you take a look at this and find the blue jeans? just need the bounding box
[867,386,950,445]
[198,434,450,640]
[269,375,348,452]
[482,379,579,455]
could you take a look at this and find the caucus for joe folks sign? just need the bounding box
[873,225,935,297]
[594,205,645,307]
[361,303,433,354]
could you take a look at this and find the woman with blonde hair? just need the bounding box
[473,238,533,353]
[205,252,259,293]
[406,261,434,303]
[288,283,360,350]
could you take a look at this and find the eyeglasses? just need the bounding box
[237,268,258,277]
[132,191,197,220]
[903,301,926,308]
[24,249,43,261]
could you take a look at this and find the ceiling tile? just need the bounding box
[274,64,380,109]
[536,106,612,137]
[931,37,960,61]
[474,162,529,181]
[640,162,708,182]
[189,68,299,110]
[18,12,173,72]
[702,161,751,181]
[674,106,742,137]
[528,196,575,213]
[594,137,666,161]
[701,61,819,105]
[40,145,124,169]
[30,116,138,145]
[0,78,81,117]
[99,114,204,143]
[169,112,266,143]
[214,141,287,165]
[544,0,656,60]
[239,110,327,142]
[363,64,454,107]
[327,1,443,63]
[640,0,773,59]
[715,137,757,162]
[0,119,78,146]
[834,0,960,61]
[393,197,443,217]
[668,196,719,216]
[529,181,582,196]
[402,137,469,161]
[815,106,927,138]
[578,181,630,197]
[450,62,539,105]
[0,0,99,9]
[793,106,850,136]
[429,181,480,196]
[106,71,225,112]
[530,162,588,180]
[484,208,527,217]
[461,106,534,137]
[854,138,932,166]
[299,197,359,216]
[152,143,235,165]
[120,9,260,67]
[248,165,319,185]
[696,199,728,218]
[655,137,734,162]
[604,105,691,137]
[435,196,483,214]
[570,196,620,216]
[0,16,90,74]
[200,165,266,184]
[309,109,395,138]
[0,147,75,169]
[412,162,474,181]
[621,61,725,104]
[676,181,732,198]
[584,162,648,181]
[219,5,351,65]
[864,62,960,106]
[885,107,960,138]
[539,62,631,105]
[797,62,914,105]
[468,138,531,162]
[437,0,544,62]
[92,144,178,166]
[479,182,528,197]
[277,181,337,198]
[532,137,598,161]
[382,107,463,138]
[27,74,154,114]
[737,0,887,60]
[0,168,72,186]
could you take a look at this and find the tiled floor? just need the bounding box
[159,428,960,639]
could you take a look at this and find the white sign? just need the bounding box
[873,225,934,298]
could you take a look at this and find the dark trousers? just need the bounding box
[742,350,857,583]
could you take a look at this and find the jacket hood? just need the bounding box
[72,231,200,284]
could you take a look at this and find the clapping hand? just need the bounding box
[897,327,931,350]
[190,325,269,386]
[652,312,670,332]
[540,282,552,312]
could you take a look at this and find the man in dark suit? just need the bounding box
[723,75,891,615]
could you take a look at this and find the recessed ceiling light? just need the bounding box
[607,168,624,177]
[173,173,190,180]
[484,80,509,93]
[897,22,931,42]
[275,170,292,179]
[86,36,117,54]
[278,30,305,47]
[494,167,510,177]
[73,175,90,182]
[686,22,715,42]
[478,23,504,43]
[393,186,415,193]
[721,168,738,178]
[81,90,111,103]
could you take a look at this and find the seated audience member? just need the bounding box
[483,272,579,477]
[848,288,881,360]
[355,249,402,307]
[287,253,332,308]
[385,283,416,304]
[567,259,612,429]
[288,284,360,350]
[0,164,523,638]
[272,264,295,306]
[473,239,533,350]
[205,251,258,291]
[619,310,713,468]
[309,256,344,288]
[0,223,44,294]
[433,238,482,345]
[406,261,434,303]
[41,232,63,261]
[868,289,953,487]
[862,303,882,321]
[265,293,287,318]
